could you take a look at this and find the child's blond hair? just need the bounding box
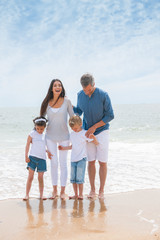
[69,115,82,128]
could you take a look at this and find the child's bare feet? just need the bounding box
[69,195,78,200]
[23,196,29,201]
[78,195,83,200]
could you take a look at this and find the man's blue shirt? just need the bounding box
[73,88,114,135]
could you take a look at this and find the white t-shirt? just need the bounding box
[29,130,46,160]
[70,129,92,162]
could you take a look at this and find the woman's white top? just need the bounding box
[70,129,92,162]
[29,130,46,160]
[46,97,74,142]
[51,108,60,113]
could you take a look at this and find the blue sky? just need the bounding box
[0,0,160,106]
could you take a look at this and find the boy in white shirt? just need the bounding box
[58,115,98,200]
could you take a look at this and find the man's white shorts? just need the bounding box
[87,130,109,163]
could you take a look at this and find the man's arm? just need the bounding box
[85,93,114,138]
[102,93,114,124]
[73,105,83,116]
[85,120,105,137]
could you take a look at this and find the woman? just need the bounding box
[40,79,74,199]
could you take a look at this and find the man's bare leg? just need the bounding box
[88,160,96,198]
[99,161,107,198]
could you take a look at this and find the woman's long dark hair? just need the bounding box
[40,79,65,116]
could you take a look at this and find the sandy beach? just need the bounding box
[0,189,160,240]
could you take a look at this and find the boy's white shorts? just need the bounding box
[87,130,109,163]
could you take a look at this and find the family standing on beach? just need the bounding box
[24,74,114,201]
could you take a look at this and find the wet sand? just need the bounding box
[0,189,160,240]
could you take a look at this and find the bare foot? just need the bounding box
[78,195,83,200]
[60,193,67,200]
[69,195,78,200]
[87,191,97,199]
[49,192,58,200]
[23,196,29,201]
[40,196,47,200]
[98,192,105,199]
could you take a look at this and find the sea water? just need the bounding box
[0,104,160,200]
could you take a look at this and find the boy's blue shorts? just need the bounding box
[27,155,47,172]
[70,157,86,184]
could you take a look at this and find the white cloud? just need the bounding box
[0,0,160,106]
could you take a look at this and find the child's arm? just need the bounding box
[89,134,99,145]
[58,145,72,150]
[46,150,53,160]
[25,135,32,163]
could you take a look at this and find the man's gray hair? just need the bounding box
[80,73,95,87]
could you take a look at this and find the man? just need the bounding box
[73,73,114,199]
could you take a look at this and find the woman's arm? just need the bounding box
[25,135,32,163]
[67,98,74,117]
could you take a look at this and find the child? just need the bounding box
[23,116,52,201]
[58,115,98,200]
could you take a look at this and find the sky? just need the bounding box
[0,0,160,107]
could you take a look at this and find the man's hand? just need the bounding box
[85,126,96,138]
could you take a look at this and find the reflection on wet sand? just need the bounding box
[25,199,48,229]
[70,199,84,218]
[0,189,159,240]
[24,197,108,239]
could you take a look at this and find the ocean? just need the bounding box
[0,104,160,200]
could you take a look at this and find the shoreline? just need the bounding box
[1,187,160,201]
[0,189,160,240]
